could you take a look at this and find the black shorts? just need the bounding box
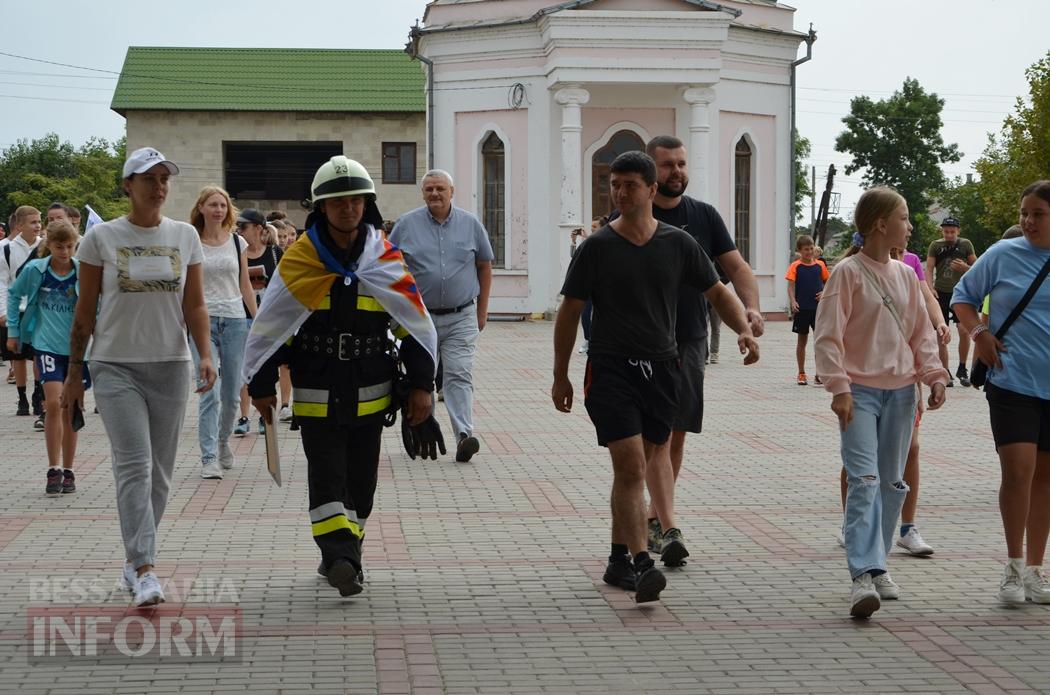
[672,339,706,434]
[791,308,817,335]
[1,321,34,360]
[986,383,1050,452]
[937,290,960,325]
[584,354,679,447]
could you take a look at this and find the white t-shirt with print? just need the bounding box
[76,216,204,362]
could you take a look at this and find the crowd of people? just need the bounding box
[1,142,1047,616]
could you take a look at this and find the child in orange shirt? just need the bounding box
[785,235,829,385]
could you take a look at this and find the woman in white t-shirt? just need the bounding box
[61,147,216,607]
[188,186,258,479]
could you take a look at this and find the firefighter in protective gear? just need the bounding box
[246,155,437,597]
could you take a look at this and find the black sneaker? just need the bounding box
[946,378,954,388]
[634,559,667,603]
[957,365,971,388]
[33,416,45,431]
[602,555,637,591]
[31,388,43,416]
[318,560,364,584]
[45,469,62,496]
[455,434,480,463]
[16,399,30,416]
[325,558,363,597]
[61,470,76,494]
[660,528,690,567]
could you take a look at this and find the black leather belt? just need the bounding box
[297,332,390,360]
[430,299,475,316]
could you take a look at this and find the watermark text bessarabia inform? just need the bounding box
[27,576,242,663]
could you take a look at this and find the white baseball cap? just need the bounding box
[122,147,180,179]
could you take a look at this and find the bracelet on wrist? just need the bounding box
[969,323,989,341]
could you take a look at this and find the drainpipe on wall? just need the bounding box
[405,22,435,170]
[789,25,816,264]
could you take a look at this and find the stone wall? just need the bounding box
[125,110,426,227]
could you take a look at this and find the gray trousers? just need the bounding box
[92,361,190,569]
[432,305,479,439]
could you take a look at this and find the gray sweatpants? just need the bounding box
[92,361,190,569]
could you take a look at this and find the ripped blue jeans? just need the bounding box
[841,383,917,579]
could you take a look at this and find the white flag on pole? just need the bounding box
[84,205,104,231]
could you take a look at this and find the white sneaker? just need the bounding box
[872,572,900,600]
[578,340,589,354]
[218,441,234,470]
[133,571,165,606]
[278,405,293,422]
[849,573,880,617]
[201,460,223,479]
[1023,566,1050,604]
[896,527,934,556]
[708,352,719,364]
[999,562,1026,604]
[120,562,136,591]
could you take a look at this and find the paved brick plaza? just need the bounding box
[0,319,1048,694]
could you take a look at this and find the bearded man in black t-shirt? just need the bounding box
[552,151,759,604]
[645,135,765,556]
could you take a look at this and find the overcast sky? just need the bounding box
[1,0,1046,223]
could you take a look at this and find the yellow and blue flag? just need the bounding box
[243,224,436,382]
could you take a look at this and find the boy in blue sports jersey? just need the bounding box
[6,220,90,495]
[786,234,830,385]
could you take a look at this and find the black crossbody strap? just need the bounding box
[994,255,1050,340]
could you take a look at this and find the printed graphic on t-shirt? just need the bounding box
[38,274,77,315]
[116,246,181,292]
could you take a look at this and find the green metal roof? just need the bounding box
[111,47,425,114]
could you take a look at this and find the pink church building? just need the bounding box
[409,0,812,316]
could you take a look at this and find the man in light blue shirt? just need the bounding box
[390,169,494,462]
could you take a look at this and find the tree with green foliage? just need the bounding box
[0,133,128,226]
[794,131,812,222]
[835,77,961,220]
[974,51,1050,233]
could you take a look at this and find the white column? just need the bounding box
[554,86,590,226]
[682,86,716,203]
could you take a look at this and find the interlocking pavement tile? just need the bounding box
[1,321,1049,693]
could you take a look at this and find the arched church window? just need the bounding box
[734,137,753,265]
[481,132,506,268]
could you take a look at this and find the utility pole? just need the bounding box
[814,164,837,248]
[810,165,816,230]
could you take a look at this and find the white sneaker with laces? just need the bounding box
[850,573,880,617]
[872,573,900,600]
[133,571,165,606]
[896,527,934,556]
[278,405,293,422]
[999,561,1026,604]
[120,562,136,591]
[218,441,234,470]
[201,460,223,479]
[578,340,589,354]
[1023,566,1050,604]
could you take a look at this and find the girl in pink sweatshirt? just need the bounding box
[815,186,950,618]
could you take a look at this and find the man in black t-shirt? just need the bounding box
[552,151,759,604]
[614,135,765,558]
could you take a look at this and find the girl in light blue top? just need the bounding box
[6,220,90,495]
[952,180,1050,606]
